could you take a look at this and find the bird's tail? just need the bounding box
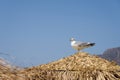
[89,43,95,46]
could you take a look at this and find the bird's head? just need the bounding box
[70,38,75,42]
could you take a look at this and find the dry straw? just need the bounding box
[1,52,120,80]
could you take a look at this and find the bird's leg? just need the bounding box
[78,50,81,53]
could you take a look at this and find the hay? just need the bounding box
[1,52,120,80]
[22,52,120,80]
[0,58,25,80]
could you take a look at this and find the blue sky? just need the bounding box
[0,0,120,67]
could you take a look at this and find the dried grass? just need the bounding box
[1,52,120,80]
[22,52,120,80]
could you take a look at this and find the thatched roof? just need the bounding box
[23,52,120,80]
[1,52,120,80]
[0,58,25,80]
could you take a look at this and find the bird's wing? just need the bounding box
[79,42,89,47]
[74,41,89,46]
[74,40,95,46]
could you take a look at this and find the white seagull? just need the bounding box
[70,38,95,51]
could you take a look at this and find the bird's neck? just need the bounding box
[71,41,76,45]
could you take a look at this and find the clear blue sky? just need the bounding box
[0,0,120,67]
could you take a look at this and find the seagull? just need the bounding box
[70,38,95,51]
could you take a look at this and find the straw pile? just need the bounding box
[1,52,120,80]
[0,58,25,80]
[22,52,120,80]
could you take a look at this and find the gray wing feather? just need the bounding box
[78,42,89,47]
[74,41,88,46]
